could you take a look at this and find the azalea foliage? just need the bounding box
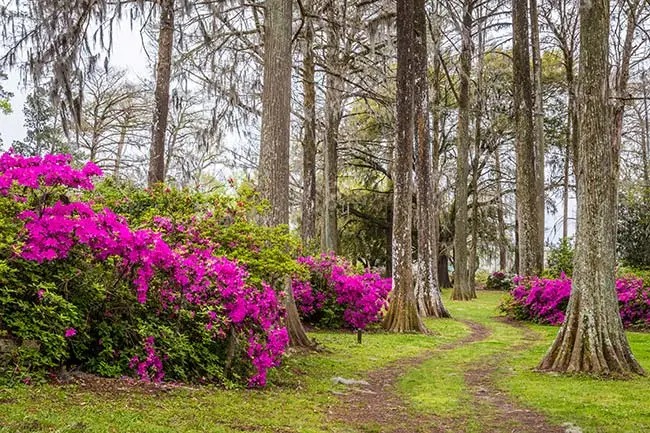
[0,150,287,387]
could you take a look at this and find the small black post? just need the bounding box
[357,329,362,344]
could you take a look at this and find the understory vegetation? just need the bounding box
[0,152,389,387]
[1,291,649,433]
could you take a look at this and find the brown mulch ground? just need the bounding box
[47,371,198,396]
[327,319,566,433]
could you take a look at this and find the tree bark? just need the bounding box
[438,253,452,288]
[321,1,343,254]
[641,72,650,184]
[538,0,644,376]
[258,0,292,227]
[452,0,473,301]
[468,14,484,298]
[148,0,174,186]
[259,0,313,349]
[530,0,545,255]
[414,0,450,318]
[382,0,426,333]
[563,49,577,240]
[512,0,542,276]
[494,150,508,271]
[114,122,127,180]
[611,0,640,158]
[301,0,317,243]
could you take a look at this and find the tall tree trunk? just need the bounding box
[301,0,317,242]
[641,72,650,184]
[383,0,425,333]
[452,0,473,301]
[438,253,452,288]
[562,132,571,240]
[259,0,292,227]
[469,136,480,296]
[259,0,313,348]
[611,0,640,155]
[321,1,343,254]
[538,0,643,376]
[563,50,577,239]
[414,0,450,318]
[148,0,174,186]
[530,0,545,255]
[114,122,127,180]
[494,150,508,271]
[468,15,484,297]
[513,0,542,276]
[432,4,446,288]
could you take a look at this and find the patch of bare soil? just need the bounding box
[328,318,565,433]
[48,371,197,396]
[463,319,564,433]
[327,320,490,433]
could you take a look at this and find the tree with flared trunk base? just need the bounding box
[382,0,426,333]
[413,0,450,318]
[452,0,473,302]
[512,0,542,277]
[258,0,314,349]
[537,0,643,376]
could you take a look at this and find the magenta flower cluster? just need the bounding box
[509,274,650,328]
[1,151,288,386]
[294,253,391,330]
[0,151,101,194]
[129,336,164,383]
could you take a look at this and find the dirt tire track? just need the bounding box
[327,320,490,433]
[464,318,564,433]
[327,318,566,433]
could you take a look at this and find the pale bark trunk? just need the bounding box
[642,116,649,185]
[539,0,643,376]
[321,3,343,254]
[414,0,450,318]
[301,0,317,242]
[494,150,508,271]
[383,0,425,333]
[611,0,639,157]
[563,50,577,239]
[469,140,480,296]
[148,0,174,186]
[114,122,127,180]
[530,0,545,255]
[468,17,484,297]
[562,134,570,240]
[259,0,313,348]
[452,0,473,301]
[513,0,542,276]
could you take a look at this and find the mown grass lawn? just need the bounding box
[2,290,650,433]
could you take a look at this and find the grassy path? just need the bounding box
[2,291,650,432]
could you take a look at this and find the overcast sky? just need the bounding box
[0,23,149,148]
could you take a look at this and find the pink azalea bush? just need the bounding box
[293,253,391,330]
[501,273,650,328]
[0,150,287,386]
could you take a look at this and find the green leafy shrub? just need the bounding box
[486,271,512,291]
[0,153,291,386]
[545,237,574,278]
[618,191,650,269]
